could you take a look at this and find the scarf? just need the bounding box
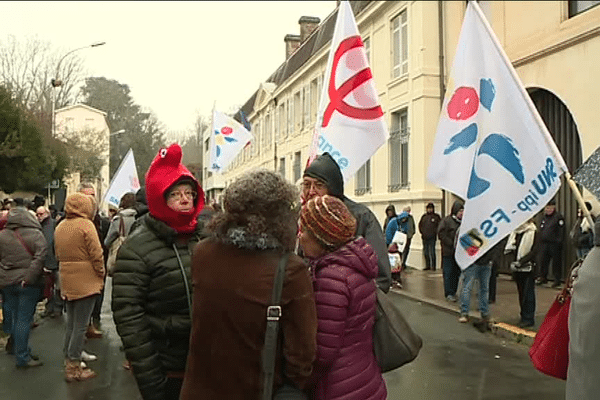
[505,221,536,261]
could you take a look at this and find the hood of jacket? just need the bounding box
[303,152,344,199]
[118,208,138,219]
[451,200,464,217]
[5,207,42,230]
[145,143,205,233]
[312,236,378,279]
[64,193,94,220]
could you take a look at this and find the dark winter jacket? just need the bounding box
[309,237,386,400]
[382,205,397,233]
[93,211,110,264]
[438,201,464,257]
[539,210,565,244]
[419,209,442,241]
[0,207,47,288]
[304,152,392,293]
[133,187,149,218]
[111,212,209,400]
[40,215,58,271]
[111,144,208,400]
[180,238,317,400]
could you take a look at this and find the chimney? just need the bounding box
[299,16,321,42]
[284,34,301,59]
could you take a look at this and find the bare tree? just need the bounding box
[0,35,86,126]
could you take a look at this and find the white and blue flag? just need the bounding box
[103,148,141,209]
[209,109,253,173]
[427,1,568,269]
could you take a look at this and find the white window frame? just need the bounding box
[391,9,408,78]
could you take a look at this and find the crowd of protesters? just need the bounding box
[2,141,597,399]
[0,145,392,399]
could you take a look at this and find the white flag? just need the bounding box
[427,2,568,270]
[103,148,141,208]
[307,0,388,181]
[209,109,253,173]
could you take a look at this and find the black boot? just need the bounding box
[5,335,14,355]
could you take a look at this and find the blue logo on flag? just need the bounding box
[444,78,524,200]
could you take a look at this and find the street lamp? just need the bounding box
[51,41,106,138]
[110,129,126,137]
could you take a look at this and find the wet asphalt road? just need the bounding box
[384,292,565,400]
[0,283,565,400]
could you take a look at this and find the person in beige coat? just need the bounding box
[54,192,105,382]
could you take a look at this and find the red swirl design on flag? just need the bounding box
[322,35,383,128]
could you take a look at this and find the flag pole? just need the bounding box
[470,1,594,227]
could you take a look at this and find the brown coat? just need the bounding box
[180,238,318,400]
[54,192,105,300]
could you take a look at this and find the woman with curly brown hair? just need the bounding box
[180,170,318,400]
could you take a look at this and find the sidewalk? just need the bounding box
[391,268,561,346]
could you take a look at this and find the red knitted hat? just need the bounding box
[300,195,356,249]
[145,143,205,233]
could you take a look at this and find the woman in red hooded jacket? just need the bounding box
[111,143,210,400]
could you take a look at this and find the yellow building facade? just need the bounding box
[205,0,600,271]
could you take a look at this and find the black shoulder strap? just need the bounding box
[261,253,289,400]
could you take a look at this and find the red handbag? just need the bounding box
[528,259,581,380]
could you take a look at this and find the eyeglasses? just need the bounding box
[168,190,197,202]
[300,180,327,191]
[36,212,46,217]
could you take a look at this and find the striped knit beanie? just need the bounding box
[301,195,356,249]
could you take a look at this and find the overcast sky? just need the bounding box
[1,1,337,136]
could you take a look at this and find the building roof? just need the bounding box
[234,0,372,124]
[55,103,108,116]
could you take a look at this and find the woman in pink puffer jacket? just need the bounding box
[299,195,386,400]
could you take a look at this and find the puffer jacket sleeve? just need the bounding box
[313,264,350,369]
[111,241,166,400]
[359,209,391,294]
[83,220,105,277]
[104,215,120,248]
[281,256,317,389]
[23,229,47,285]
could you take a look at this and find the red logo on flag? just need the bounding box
[322,36,383,128]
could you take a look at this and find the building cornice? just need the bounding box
[513,25,600,68]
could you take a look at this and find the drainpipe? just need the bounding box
[438,0,447,218]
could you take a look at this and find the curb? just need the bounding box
[389,287,537,346]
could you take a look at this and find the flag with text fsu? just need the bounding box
[427,2,568,269]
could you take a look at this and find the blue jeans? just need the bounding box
[460,262,492,318]
[442,256,460,297]
[2,284,42,366]
[423,239,437,270]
